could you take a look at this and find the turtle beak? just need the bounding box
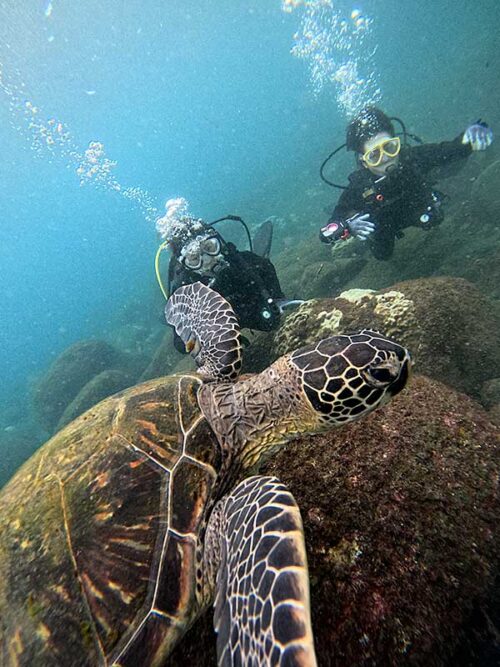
[388,357,411,397]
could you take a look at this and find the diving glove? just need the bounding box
[462,120,493,151]
[346,213,375,240]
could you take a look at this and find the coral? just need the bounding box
[32,340,123,432]
[168,376,500,666]
[337,287,374,302]
[271,277,500,399]
[389,277,500,398]
[273,300,320,356]
[371,290,416,340]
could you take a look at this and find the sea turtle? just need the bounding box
[0,282,411,667]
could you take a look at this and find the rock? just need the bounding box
[301,257,367,299]
[56,370,135,430]
[274,236,332,298]
[270,277,500,399]
[167,376,500,666]
[481,378,500,409]
[140,331,185,381]
[488,403,500,427]
[32,340,123,432]
[471,158,500,218]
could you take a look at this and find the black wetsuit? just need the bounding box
[323,136,472,260]
[169,242,284,353]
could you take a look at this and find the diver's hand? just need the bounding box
[462,120,493,151]
[346,213,375,241]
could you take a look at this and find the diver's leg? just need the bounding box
[204,475,317,666]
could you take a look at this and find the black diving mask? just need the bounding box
[180,235,223,272]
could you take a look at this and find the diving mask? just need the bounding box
[362,136,401,167]
[180,234,224,273]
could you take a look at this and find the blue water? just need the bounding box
[1,0,499,480]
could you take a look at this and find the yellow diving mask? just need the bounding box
[362,136,401,167]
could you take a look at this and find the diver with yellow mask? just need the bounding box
[319,107,493,260]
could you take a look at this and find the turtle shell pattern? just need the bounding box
[0,374,222,666]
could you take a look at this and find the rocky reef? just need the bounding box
[55,369,135,430]
[31,340,139,434]
[168,376,500,666]
[139,329,185,381]
[254,276,500,401]
[32,340,122,432]
[275,176,500,304]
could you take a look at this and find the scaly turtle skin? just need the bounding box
[0,283,411,667]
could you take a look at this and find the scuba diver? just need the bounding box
[319,107,494,260]
[155,205,298,353]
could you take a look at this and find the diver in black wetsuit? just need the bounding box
[162,216,291,353]
[319,107,494,260]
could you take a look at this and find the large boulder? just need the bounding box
[481,378,500,409]
[32,340,123,432]
[274,235,333,299]
[167,376,500,666]
[471,158,500,220]
[269,277,500,399]
[140,330,185,381]
[55,369,135,430]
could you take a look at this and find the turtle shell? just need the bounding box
[0,374,222,666]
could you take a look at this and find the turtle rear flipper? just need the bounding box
[206,475,317,666]
[165,282,242,381]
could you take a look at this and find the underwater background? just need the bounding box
[0,0,499,486]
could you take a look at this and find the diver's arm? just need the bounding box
[319,180,370,244]
[256,258,285,299]
[331,184,363,221]
[410,135,472,172]
[236,251,285,298]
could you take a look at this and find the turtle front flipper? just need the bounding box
[206,475,317,666]
[165,282,242,381]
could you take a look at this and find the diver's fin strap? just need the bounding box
[210,475,317,666]
[165,282,242,381]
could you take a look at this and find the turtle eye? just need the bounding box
[363,362,399,388]
[370,367,396,383]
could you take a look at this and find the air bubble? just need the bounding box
[0,66,158,223]
[283,0,381,118]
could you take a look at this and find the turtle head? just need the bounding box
[290,330,411,428]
